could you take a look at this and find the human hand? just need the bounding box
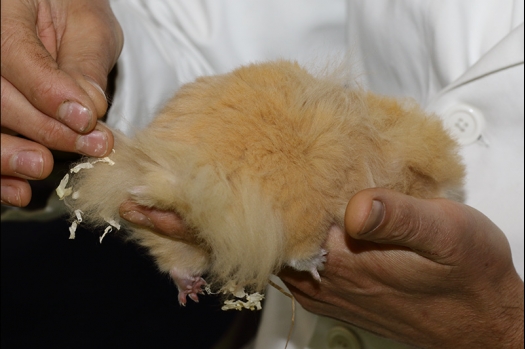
[1,0,123,206]
[279,188,524,349]
[119,201,188,241]
[117,188,524,348]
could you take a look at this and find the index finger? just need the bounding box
[1,2,98,133]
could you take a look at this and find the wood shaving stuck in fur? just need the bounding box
[74,209,83,223]
[70,162,94,173]
[204,283,265,311]
[56,157,116,239]
[68,220,78,240]
[69,157,114,173]
[220,292,264,311]
[104,218,121,230]
[222,281,247,298]
[99,218,121,243]
[56,174,72,199]
[100,226,113,243]
[92,157,115,166]
[66,210,84,240]
[56,157,115,200]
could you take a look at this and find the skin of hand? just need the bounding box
[281,188,525,349]
[119,201,188,240]
[1,0,123,206]
[120,188,524,349]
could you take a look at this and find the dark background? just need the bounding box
[1,217,260,349]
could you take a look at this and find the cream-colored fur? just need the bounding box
[65,60,465,297]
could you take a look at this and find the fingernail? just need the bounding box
[360,200,385,234]
[76,130,108,156]
[121,210,154,228]
[1,185,21,206]
[57,101,93,133]
[84,76,107,99]
[10,150,44,179]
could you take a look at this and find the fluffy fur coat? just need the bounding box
[64,60,465,304]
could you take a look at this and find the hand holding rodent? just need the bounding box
[1,0,122,206]
[65,61,464,305]
[123,188,524,348]
[280,188,524,349]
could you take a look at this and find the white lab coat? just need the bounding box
[108,1,524,348]
[253,2,524,347]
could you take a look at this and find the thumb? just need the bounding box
[56,1,123,119]
[344,188,465,261]
[119,201,189,242]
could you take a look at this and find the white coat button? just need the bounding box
[327,326,362,349]
[442,104,485,145]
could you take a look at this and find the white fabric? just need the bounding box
[107,1,524,348]
[345,0,524,281]
[109,0,346,135]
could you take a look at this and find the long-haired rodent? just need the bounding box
[64,60,464,305]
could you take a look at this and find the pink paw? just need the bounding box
[169,268,206,306]
[286,248,328,282]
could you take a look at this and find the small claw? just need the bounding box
[188,293,200,303]
[178,292,188,306]
[177,288,202,305]
[309,267,322,282]
[286,247,328,282]
[170,268,207,306]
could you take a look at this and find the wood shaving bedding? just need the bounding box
[56,156,118,241]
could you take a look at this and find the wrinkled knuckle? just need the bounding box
[1,20,19,54]
[37,121,68,149]
[30,76,56,104]
[387,201,419,242]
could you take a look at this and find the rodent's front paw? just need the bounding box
[286,248,328,282]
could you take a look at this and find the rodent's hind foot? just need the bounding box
[169,267,206,306]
